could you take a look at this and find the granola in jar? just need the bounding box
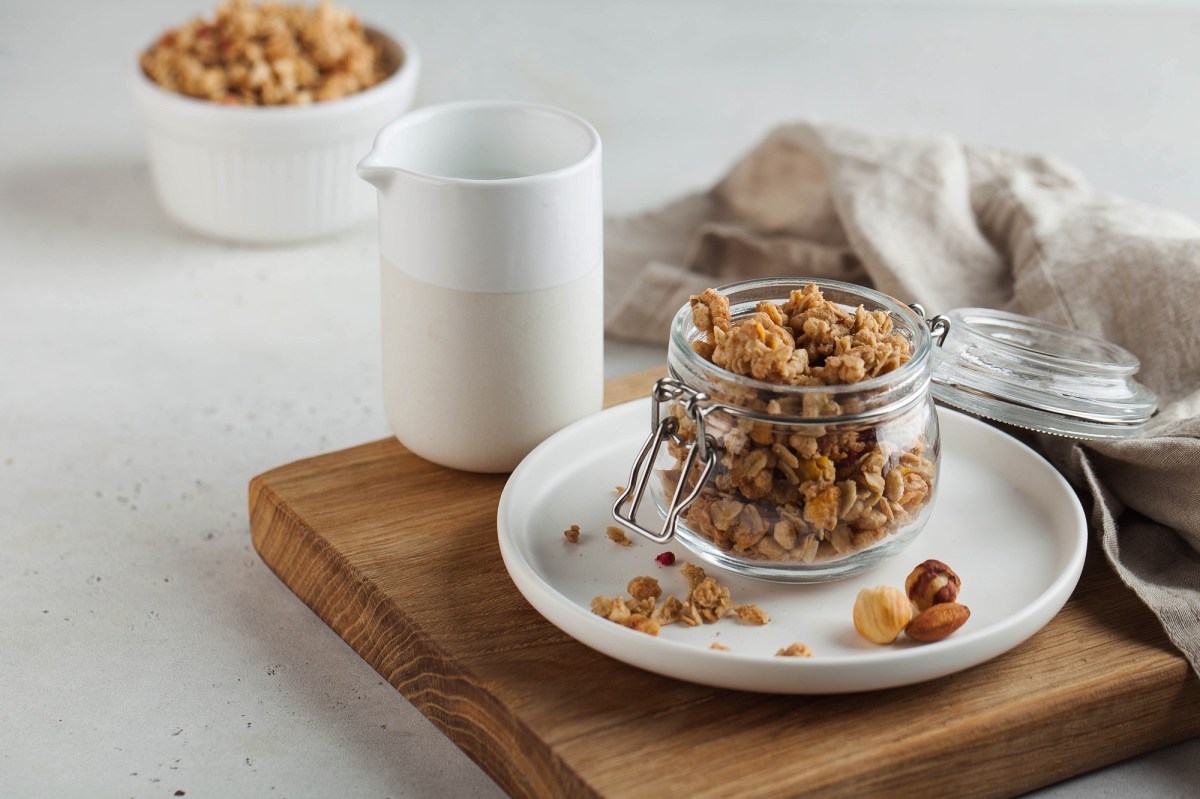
[650,279,939,581]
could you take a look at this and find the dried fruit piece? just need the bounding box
[906,602,970,643]
[563,524,581,544]
[852,585,913,644]
[775,643,813,657]
[905,559,961,611]
[655,551,676,566]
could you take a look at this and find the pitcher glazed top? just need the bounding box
[357,100,602,295]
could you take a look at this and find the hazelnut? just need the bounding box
[906,602,971,643]
[905,559,961,611]
[852,585,913,645]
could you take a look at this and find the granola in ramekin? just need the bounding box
[140,0,389,105]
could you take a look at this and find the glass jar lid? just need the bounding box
[929,307,1157,440]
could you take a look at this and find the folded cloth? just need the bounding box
[605,122,1200,677]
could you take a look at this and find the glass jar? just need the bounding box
[616,277,941,582]
[614,277,1159,583]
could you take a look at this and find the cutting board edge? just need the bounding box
[859,660,1200,799]
[548,614,1200,799]
[247,473,604,799]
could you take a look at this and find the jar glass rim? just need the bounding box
[668,276,932,396]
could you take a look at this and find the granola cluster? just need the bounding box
[605,525,634,547]
[775,643,814,658]
[664,284,936,565]
[140,1,389,105]
[590,561,770,637]
[690,284,912,387]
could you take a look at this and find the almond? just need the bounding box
[905,602,970,643]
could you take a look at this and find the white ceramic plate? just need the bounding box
[497,400,1086,694]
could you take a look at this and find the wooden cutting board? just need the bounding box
[249,367,1200,799]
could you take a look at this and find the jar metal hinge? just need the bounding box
[909,303,952,346]
[612,377,718,544]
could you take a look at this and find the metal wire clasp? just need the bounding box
[612,377,718,544]
[909,303,952,347]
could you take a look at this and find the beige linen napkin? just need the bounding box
[605,122,1200,677]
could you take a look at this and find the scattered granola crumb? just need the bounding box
[710,642,731,652]
[606,526,634,547]
[563,524,581,544]
[590,595,660,635]
[591,561,769,637]
[688,576,733,623]
[591,594,617,617]
[680,561,707,592]
[734,604,771,625]
[627,576,662,602]
[627,615,661,636]
[615,485,626,494]
[655,551,676,566]
[651,595,684,626]
[775,643,813,658]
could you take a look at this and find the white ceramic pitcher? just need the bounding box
[357,101,604,472]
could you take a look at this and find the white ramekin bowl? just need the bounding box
[130,27,419,243]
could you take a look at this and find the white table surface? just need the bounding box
[3,0,1199,796]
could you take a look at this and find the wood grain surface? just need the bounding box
[249,367,1200,799]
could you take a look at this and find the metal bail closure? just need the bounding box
[612,377,718,544]
[909,303,952,347]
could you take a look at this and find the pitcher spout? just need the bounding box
[356,151,393,191]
